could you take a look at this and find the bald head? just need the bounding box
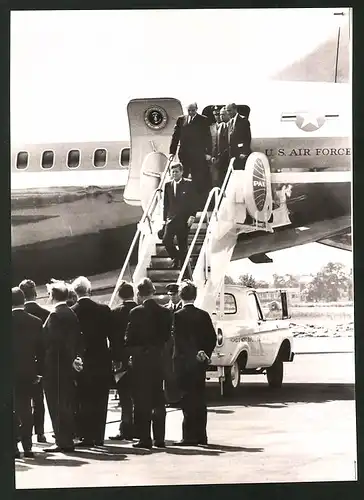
[226,103,238,120]
[220,106,229,123]
[187,102,198,118]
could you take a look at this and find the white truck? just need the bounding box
[206,285,295,395]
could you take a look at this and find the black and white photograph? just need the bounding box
[10,7,354,488]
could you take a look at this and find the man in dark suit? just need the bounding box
[125,278,172,449]
[43,281,83,453]
[71,276,113,447]
[109,281,137,441]
[172,281,216,446]
[162,162,196,270]
[209,106,230,187]
[19,279,49,444]
[169,102,212,208]
[226,102,252,170]
[12,287,44,458]
[163,283,183,406]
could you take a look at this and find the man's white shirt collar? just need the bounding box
[54,301,67,308]
[78,296,91,301]
[12,307,24,311]
[24,300,37,305]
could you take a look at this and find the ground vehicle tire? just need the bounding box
[266,358,284,388]
[223,360,241,395]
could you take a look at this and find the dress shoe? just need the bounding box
[74,440,95,448]
[23,450,35,458]
[172,440,198,446]
[132,441,152,449]
[44,445,75,453]
[198,439,208,445]
[153,441,166,448]
[15,450,20,459]
[109,434,132,441]
[94,441,104,446]
[37,434,47,443]
[170,259,180,269]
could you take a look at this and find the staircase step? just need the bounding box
[155,244,203,257]
[147,269,180,282]
[151,256,197,269]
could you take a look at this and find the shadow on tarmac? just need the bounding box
[205,382,355,409]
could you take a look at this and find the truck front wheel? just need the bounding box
[266,359,284,388]
[223,361,241,395]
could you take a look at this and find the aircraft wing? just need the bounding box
[317,229,352,251]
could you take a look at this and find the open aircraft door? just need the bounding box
[124,98,183,209]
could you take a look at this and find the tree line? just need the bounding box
[225,262,353,302]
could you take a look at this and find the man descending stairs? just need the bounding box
[146,214,209,304]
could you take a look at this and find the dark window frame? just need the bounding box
[93,148,108,168]
[119,148,130,167]
[15,151,29,170]
[40,150,55,169]
[67,149,81,169]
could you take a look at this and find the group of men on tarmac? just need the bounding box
[12,276,217,458]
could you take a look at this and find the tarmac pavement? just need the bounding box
[15,352,357,488]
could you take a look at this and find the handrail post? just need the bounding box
[109,156,173,308]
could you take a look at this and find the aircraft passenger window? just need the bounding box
[41,150,55,169]
[93,148,107,168]
[16,151,29,170]
[119,148,130,167]
[216,293,237,315]
[67,149,81,169]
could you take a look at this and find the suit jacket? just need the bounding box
[165,301,183,313]
[228,113,252,159]
[169,113,212,161]
[24,301,50,324]
[72,298,113,377]
[163,178,196,222]
[13,309,44,384]
[173,304,216,379]
[110,301,137,363]
[43,304,82,382]
[125,299,172,353]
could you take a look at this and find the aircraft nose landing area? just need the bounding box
[15,353,356,488]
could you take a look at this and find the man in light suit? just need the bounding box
[209,106,229,187]
[169,102,212,208]
[226,102,252,170]
[71,276,113,447]
[19,279,49,444]
[162,163,196,270]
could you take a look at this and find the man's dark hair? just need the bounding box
[12,287,25,307]
[118,281,134,300]
[179,280,197,301]
[137,278,155,298]
[19,279,37,301]
[170,163,183,172]
[48,282,69,302]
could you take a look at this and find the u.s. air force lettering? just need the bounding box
[265,147,351,157]
[144,105,168,130]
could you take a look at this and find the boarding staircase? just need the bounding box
[109,153,274,310]
[109,96,276,309]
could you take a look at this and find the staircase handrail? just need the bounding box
[108,157,172,307]
[177,158,236,286]
[177,186,220,285]
[213,157,236,217]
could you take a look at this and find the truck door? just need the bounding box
[251,291,279,364]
